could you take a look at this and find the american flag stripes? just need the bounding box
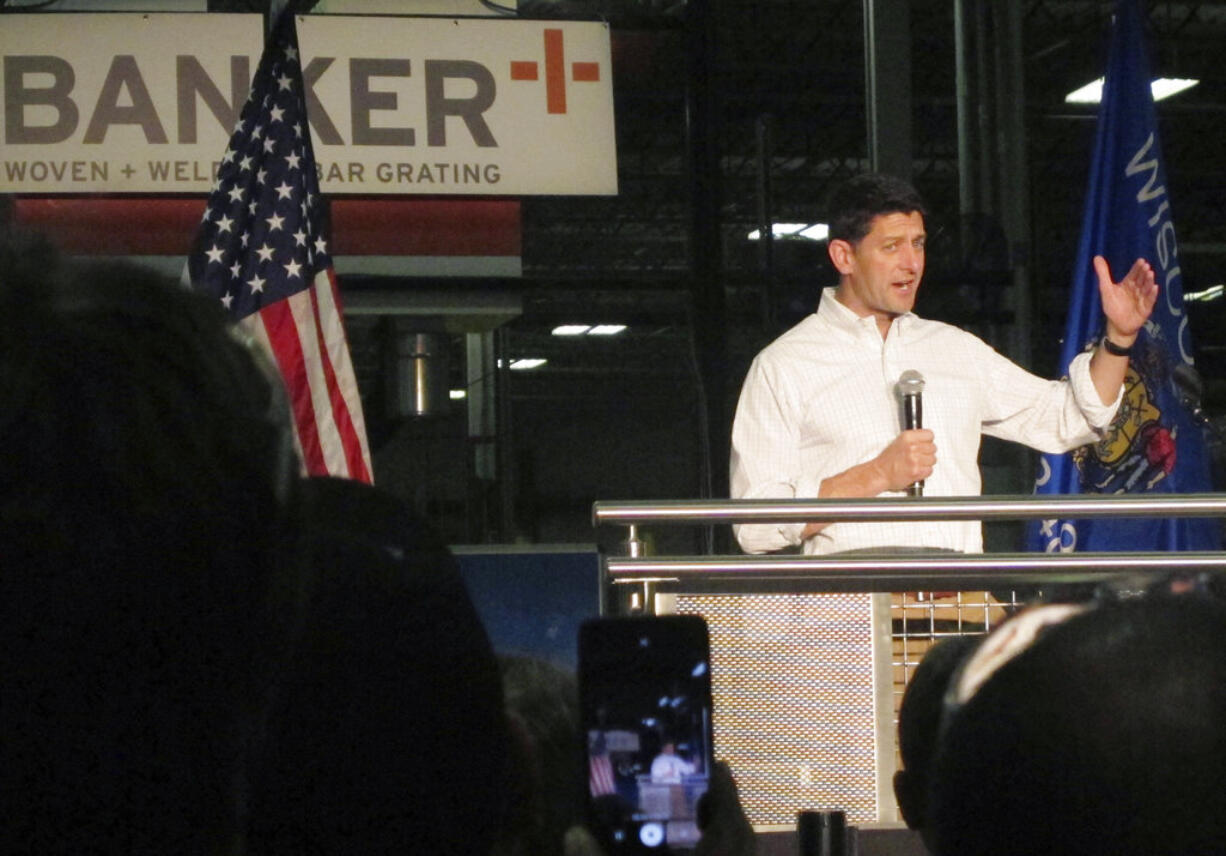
[589,752,617,797]
[187,13,372,483]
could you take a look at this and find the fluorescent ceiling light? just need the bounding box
[1064,80,1104,103]
[553,324,628,336]
[509,358,547,370]
[748,222,829,241]
[449,389,467,400]
[1151,78,1199,101]
[1065,77,1199,104]
[1185,284,1224,303]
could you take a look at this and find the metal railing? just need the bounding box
[591,493,1226,596]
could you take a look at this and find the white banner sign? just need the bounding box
[0,13,617,195]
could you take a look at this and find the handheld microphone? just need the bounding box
[897,370,925,497]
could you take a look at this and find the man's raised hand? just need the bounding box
[1094,255,1158,343]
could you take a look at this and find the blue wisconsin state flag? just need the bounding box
[1027,0,1219,552]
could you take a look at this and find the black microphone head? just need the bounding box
[897,370,925,397]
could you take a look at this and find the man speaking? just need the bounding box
[730,173,1158,555]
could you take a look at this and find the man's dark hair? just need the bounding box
[827,173,927,245]
[927,595,1226,856]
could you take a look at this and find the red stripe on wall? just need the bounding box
[13,197,521,258]
[331,199,521,256]
[14,198,204,255]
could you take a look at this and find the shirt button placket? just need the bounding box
[882,319,902,398]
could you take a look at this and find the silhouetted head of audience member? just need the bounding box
[0,233,295,852]
[892,633,980,841]
[246,476,510,856]
[0,234,295,577]
[928,594,1226,856]
[493,655,585,856]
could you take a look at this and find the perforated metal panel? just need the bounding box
[673,594,886,826]
[666,589,1020,827]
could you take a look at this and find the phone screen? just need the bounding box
[578,615,714,853]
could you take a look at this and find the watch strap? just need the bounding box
[1101,335,1134,357]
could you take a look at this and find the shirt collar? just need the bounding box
[817,286,916,338]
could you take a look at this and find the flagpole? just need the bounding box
[268,0,291,34]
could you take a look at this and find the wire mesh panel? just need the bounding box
[674,593,881,826]
[888,590,1020,768]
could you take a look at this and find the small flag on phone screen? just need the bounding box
[590,752,616,796]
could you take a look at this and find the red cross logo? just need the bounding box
[510,28,602,115]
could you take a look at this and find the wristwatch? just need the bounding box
[1100,335,1133,357]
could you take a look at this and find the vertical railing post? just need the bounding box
[611,525,655,615]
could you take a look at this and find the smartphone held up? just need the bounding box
[578,614,715,854]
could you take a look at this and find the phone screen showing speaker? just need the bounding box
[579,615,714,853]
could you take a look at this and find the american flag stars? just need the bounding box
[186,29,325,321]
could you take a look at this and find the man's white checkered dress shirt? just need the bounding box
[730,288,1121,554]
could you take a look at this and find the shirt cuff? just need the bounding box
[787,471,826,543]
[733,520,804,553]
[1068,349,1122,428]
[734,473,822,552]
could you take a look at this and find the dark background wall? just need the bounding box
[11,0,1224,548]
[352,1,1226,551]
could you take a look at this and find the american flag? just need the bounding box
[187,12,372,483]
[589,752,617,797]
